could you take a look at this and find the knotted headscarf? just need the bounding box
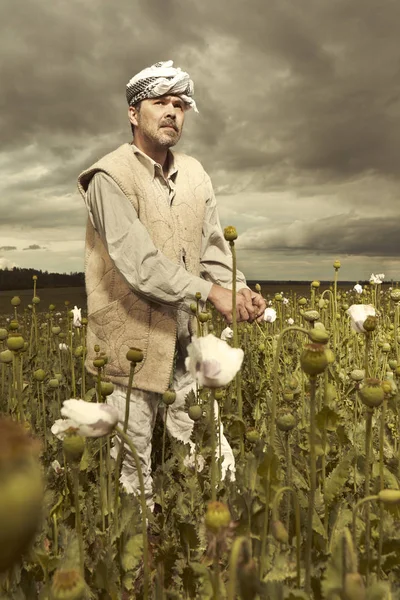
[126,60,198,112]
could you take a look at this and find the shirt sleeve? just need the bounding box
[199,184,249,291]
[84,172,213,313]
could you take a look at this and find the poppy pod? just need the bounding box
[0,419,44,573]
[51,568,86,600]
[205,501,231,533]
[358,379,384,408]
[300,343,329,376]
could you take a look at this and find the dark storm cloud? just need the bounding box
[0,246,16,251]
[0,0,399,278]
[240,214,400,257]
[23,244,46,251]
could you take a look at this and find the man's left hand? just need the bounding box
[238,288,266,323]
[250,291,267,322]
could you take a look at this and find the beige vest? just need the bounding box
[77,143,209,393]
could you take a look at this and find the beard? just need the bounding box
[138,115,182,148]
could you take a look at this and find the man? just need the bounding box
[77,60,266,509]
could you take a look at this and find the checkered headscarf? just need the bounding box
[126,60,198,112]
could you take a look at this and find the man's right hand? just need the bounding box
[207,284,256,323]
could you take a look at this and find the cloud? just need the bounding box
[0,257,17,269]
[0,246,16,251]
[239,214,399,257]
[22,244,47,251]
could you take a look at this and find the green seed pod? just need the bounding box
[309,328,329,343]
[11,296,21,306]
[214,389,224,400]
[81,317,88,326]
[0,350,13,364]
[50,568,86,600]
[381,342,391,353]
[255,283,261,293]
[126,347,144,363]
[52,326,61,335]
[54,373,62,382]
[100,381,114,397]
[162,389,176,405]
[333,260,341,269]
[359,378,384,408]
[205,501,231,533]
[276,411,296,432]
[258,343,265,352]
[190,302,198,314]
[188,405,202,421]
[275,293,283,301]
[59,332,66,340]
[63,434,85,464]
[271,520,289,544]
[195,292,202,300]
[245,428,260,443]
[49,304,56,311]
[33,369,46,382]
[287,376,300,391]
[350,369,365,382]
[198,312,210,323]
[363,315,377,332]
[282,390,294,402]
[302,310,320,323]
[300,343,329,376]
[298,297,307,306]
[93,358,105,369]
[0,328,7,341]
[32,296,40,305]
[6,336,24,352]
[390,289,400,302]
[378,489,400,505]
[343,572,366,600]
[74,346,83,358]
[325,383,337,402]
[389,359,397,370]
[381,380,392,395]
[223,225,238,242]
[318,298,326,309]
[9,320,19,331]
[48,378,59,389]
[94,344,100,353]
[325,349,335,364]
[311,280,320,288]
[0,419,44,573]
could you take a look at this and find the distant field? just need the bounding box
[0,281,390,317]
[0,287,87,317]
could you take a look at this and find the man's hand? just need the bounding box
[237,288,259,322]
[248,290,267,322]
[207,284,256,324]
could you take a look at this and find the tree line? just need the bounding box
[0,268,84,291]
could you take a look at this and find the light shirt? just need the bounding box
[84,144,248,314]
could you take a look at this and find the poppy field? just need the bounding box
[1,263,400,600]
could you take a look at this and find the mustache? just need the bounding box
[160,120,178,131]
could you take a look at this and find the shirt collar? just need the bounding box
[130,142,178,181]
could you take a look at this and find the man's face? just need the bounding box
[129,95,186,149]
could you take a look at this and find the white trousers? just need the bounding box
[108,364,235,509]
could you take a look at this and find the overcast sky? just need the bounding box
[1,0,399,282]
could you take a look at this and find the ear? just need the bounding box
[128,106,139,127]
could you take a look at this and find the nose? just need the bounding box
[164,102,178,119]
